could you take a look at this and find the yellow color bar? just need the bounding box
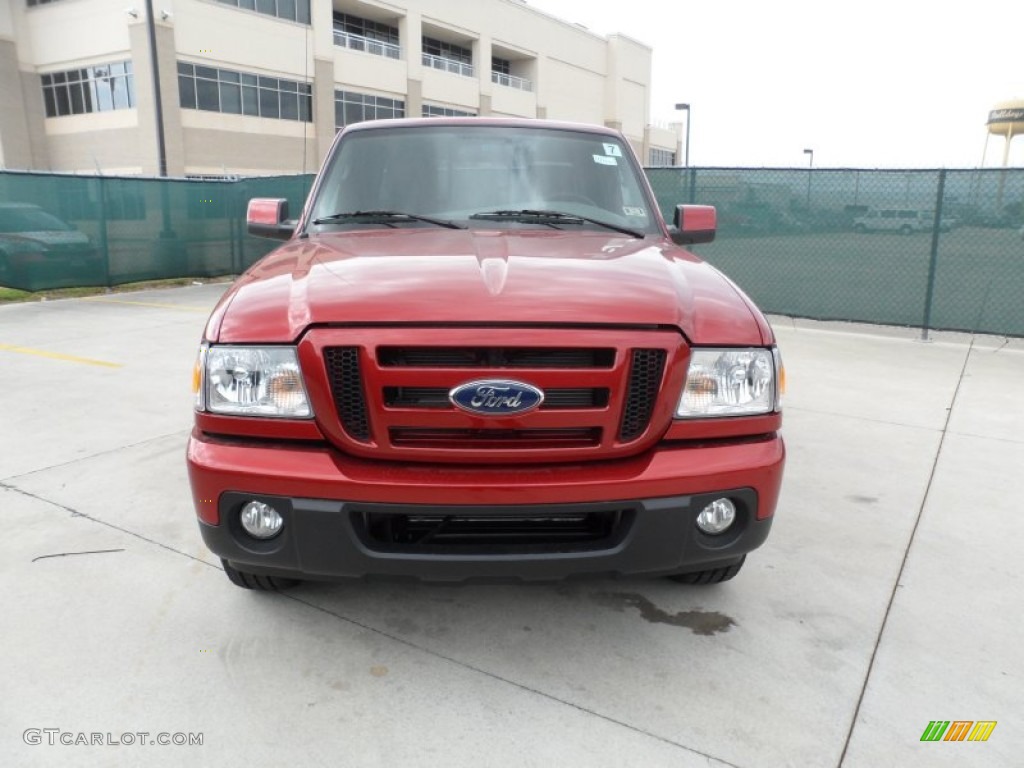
[0,343,122,368]
[967,721,997,742]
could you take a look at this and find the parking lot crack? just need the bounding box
[0,429,190,483]
[0,481,216,568]
[285,592,744,768]
[836,339,976,767]
[32,548,125,562]
[785,406,943,433]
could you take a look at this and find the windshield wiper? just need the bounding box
[469,209,645,240]
[311,210,466,230]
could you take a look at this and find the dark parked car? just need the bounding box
[0,203,99,290]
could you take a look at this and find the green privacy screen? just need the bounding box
[0,171,314,293]
[646,167,1024,337]
[1,167,1022,336]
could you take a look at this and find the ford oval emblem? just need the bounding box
[449,379,544,416]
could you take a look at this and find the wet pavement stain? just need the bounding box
[602,592,736,636]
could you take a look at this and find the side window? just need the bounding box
[882,210,896,219]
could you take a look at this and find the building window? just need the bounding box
[649,148,676,166]
[422,104,476,118]
[42,61,135,118]
[422,37,471,65]
[422,36,474,77]
[332,13,401,59]
[212,0,310,24]
[335,90,405,129]
[178,63,312,122]
[334,13,398,45]
[490,61,532,91]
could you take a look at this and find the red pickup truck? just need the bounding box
[187,118,785,590]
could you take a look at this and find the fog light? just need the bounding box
[240,501,283,539]
[696,498,736,535]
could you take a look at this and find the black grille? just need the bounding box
[383,387,609,409]
[389,427,601,449]
[377,347,615,368]
[353,508,632,554]
[542,388,610,409]
[324,347,371,441]
[618,349,666,441]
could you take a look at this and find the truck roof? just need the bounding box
[342,117,625,138]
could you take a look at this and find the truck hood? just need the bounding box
[214,229,769,345]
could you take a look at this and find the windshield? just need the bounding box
[308,124,659,235]
[0,206,73,233]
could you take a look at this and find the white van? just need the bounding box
[853,209,931,234]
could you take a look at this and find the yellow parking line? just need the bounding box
[83,298,210,313]
[0,343,122,368]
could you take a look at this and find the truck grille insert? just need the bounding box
[619,349,666,441]
[323,347,371,442]
[313,330,680,461]
[377,347,615,368]
[353,508,633,554]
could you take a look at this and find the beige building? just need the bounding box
[0,0,680,176]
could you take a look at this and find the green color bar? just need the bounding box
[920,720,949,742]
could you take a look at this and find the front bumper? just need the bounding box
[188,431,784,582]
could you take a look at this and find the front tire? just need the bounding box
[667,555,745,585]
[221,559,301,590]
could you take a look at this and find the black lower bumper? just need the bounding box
[201,488,772,583]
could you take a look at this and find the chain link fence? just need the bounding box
[0,170,313,293]
[2,167,1022,336]
[647,167,1024,337]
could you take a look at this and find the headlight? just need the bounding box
[676,347,778,418]
[200,345,312,418]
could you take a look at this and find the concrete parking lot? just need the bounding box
[1,284,1021,767]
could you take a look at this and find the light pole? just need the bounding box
[675,103,691,167]
[144,0,168,178]
[803,148,814,209]
[142,2,182,269]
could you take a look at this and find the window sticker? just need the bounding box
[623,206,646,217]
[603,143,623,157]
[593,154,617,166]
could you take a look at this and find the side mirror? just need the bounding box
[669,204,716,245]
[247,198,295,240]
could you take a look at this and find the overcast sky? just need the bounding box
[529,0,1024,168]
